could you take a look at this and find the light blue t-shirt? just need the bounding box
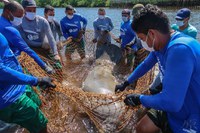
[171,23,197,39]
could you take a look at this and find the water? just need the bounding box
[0,7,199,39]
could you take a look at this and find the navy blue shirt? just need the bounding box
[60,14,87,39]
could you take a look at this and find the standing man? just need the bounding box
[116,5,200,133]
[0,33,55,133]
[115,9,138,66]
[171,8,197,39]
[60,5,87,60]
[44,5,62,42]
[0,1,54,74]
[18,0,60,61]
[93,8,114,59]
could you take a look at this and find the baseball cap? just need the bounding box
[176,8,191,20]
[21,0,36,8]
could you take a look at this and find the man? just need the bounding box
[115,9,138,66]
[93,8,114,59]
[116,5,200,133]
[44,5,62,42]
[60,5,87,60]
[18,0,60,61]
[171,8,197,39]
[0,1,53,74]
[0,33,55,133]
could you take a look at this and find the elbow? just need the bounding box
[160,97,183,112]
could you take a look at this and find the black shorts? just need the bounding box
[147,109,173,133]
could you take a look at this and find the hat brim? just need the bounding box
[2,0,9,3]
[175,16,184,20]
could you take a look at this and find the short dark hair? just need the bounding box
[65,5,74,11]
[98,8,105,12]
[3,1,23,13]
[132,4,170,35]
[44,5,54,14]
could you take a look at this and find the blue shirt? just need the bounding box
[0,16,46,68]
[60,14,87,39]
[0,33,38,109]
[93,16,114,44]
[120,20,136,48]
[128,32,200,133]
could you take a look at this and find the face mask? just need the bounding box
[122,16,129,22]
[47,16,54,22]
[141,32,155,52]
[10,13,23,26]
[25,12,36,20]
[11,16,23,26]
[98,15,105,19]
[176,20,184,27]
[67,15,73,19]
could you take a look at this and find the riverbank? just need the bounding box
[0,0,200,8]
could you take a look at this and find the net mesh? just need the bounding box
[18,30,155,133]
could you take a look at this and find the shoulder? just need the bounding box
[105,16,112,21]
[60,16,67,23]
[188,24,197,33]
[3,26,21,37]
[93,18,98,23]
[171,24,179,30]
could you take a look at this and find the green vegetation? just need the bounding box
[0,0,199,7]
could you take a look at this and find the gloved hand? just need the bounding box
[92,38,97,43]
[37,77,56,88]
[149,83,163,95]
[115,81,130,93]
[104,30,109,34]
[44,64,55,74]
[124,94,141,107]
[53,54,61,62]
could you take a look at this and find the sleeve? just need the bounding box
[17,25,42,47]
[60,19,70,39]
[93,21,99,39]
[54,20,63,38]
[140,45,194,112]
[43,19,58,55]
[79,15,87,29]
[4,27,46,69]
[108,17,114,31]
[0,62,38,85]
[127,52,157,83]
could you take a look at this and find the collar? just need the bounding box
[1,16,12,26]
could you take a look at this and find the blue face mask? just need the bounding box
[122,16,129,22]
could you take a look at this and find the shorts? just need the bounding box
[0,89,48,133]
[65,39,85,58]
[147,109,173,133]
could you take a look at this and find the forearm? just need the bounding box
[0,65,38,86]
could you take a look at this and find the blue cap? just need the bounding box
[176,8,191,20]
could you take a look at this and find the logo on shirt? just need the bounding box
[182,120,198,133]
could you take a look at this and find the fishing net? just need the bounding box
[18,30,155,133]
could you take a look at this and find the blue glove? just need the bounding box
[124,94,141,107]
